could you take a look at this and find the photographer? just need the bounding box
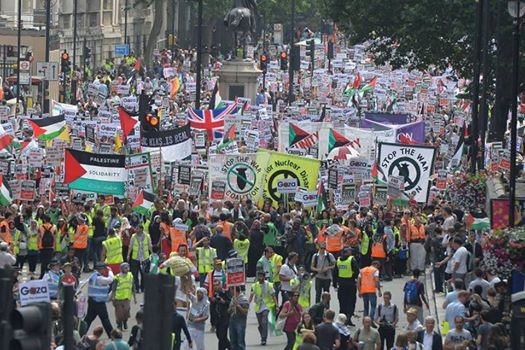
[210,280,232,350]
[374,291,399,350]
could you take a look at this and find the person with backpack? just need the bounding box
[39,215,57,278]
[374,291,398,350]
[311,242,335,304]
[403,269,429,323]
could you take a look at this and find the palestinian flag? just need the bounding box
[447,122,466,171]
[359,76,377,95]
[328,128,351,153]
[372,161,387,185]
[133,190,156,215]
[118,107,138,139]
[209,81,224,110]
[0,175,12,206]
[390,192,409,207]
[64,149,127,195]
[28,115,66,141]
[289,123,310,147]
[316,181,328,215]
[465,213,490,230]
[327,143,360,160]
[0,124,13,151]
[291,131,319,149]
[217,124,236,151]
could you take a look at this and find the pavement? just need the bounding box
[80,269,447,349]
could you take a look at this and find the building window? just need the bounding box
[89,13,98,27]
[103,0,113,11]
[62,14,71,29]
[87,0,100,13]
[77,14,84,29]
[103,12,112,26]
[22,0,32,15]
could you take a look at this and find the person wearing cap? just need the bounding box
[110,262,136,331]
[73,214,90,272]
[58,262,78,299]
[42,260,62,300]
[405,307,424,333]
[39,214,57,278]
[102,228,123,274]
[127,224,152,293]
[249,270,277,345]
[170,218,188,253]
[84,262,115,337]
[358,260,382,319]
[334,247,359,326]
[204,258,226,294]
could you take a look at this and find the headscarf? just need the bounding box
[121,217,131,231]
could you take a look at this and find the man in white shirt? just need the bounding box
[279,252,298,305]
[417,316,443,350]
[468,268,491,299]
[441,207,456,232]
[449,237,469,284]
[0,242,15,268]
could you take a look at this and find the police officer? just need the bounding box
[42,260,62,300]
[84,262,115,337]
[334,247,359,326]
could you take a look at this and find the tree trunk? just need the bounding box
[144,0,164,66]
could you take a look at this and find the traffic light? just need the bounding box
[83,46,91,65]
[9,302,52,350]
[328,41,334,60]
[306,39,315,67]
[145,113,159,130]
[291,45,300,71]
[61,51,71,75]
[6,45,14,57]
[280,52,288,71]
[260,54,268,73]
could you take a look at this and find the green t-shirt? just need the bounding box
[263,222,280,247]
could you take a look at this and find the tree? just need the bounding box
[322,0,522,141]
[135,0,164,66]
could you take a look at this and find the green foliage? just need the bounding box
[323,0,477,76]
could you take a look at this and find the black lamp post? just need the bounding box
[195,0,203,109]
[508,1,525,227]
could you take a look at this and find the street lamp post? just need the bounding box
[508,1,525,227]
[16,0,21,112]
[195,0,203,109]
[44,0,51,113]
[288,0,296,105]
[124,0,129,45]
[71,0,78,104]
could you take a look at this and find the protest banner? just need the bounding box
[377,143,436,203]
[226,258,245,287]
[19,280,50,306]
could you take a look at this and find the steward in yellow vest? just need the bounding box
[102,228,124,274]
[249,271,277,345]
[110,262,136,330]
[335,248,359,326]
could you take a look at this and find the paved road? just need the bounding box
[83,269,446,349]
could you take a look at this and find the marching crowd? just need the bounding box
[0,22,516,350]
[0,192,514,350]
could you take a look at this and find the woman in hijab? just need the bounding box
[247,219,264,278]
[148,215,162,248]
[186,287,209,350]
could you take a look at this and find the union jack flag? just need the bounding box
[187,102,238,141]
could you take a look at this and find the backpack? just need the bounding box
[404,280,419,305]
[41,226,55,249]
